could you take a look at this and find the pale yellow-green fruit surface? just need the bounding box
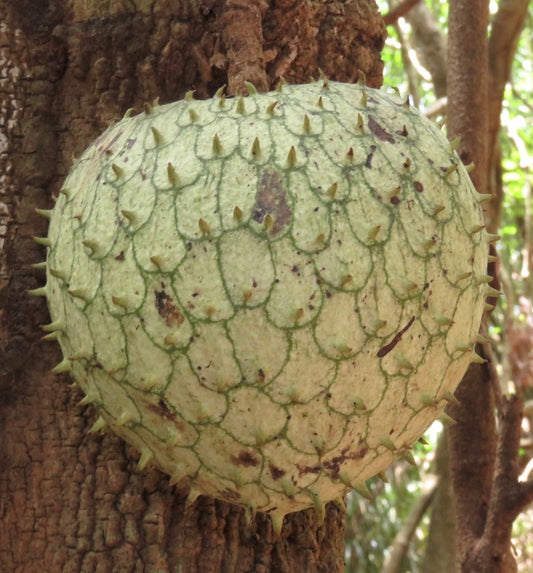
[43,80,489,525]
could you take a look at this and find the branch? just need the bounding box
[488,397,533,528]
[423,96,447,119]
[463,396,533,571]
[487,0,530,168]
[382,0,421,26]
[390,14,420,107]
[519,458,533,482]
[219,0,269,95]
[404,0,447,98]
[381,476,439,573]
[511,86,533,114]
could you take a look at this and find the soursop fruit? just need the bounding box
[38,79,491,528]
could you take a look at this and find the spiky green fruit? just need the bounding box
[43,80,488,524]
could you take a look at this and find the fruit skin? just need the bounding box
[41,80,488,524]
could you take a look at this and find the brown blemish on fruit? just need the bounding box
[377,316,416,358]
[252,168,292,234]
[322,446,368,479]
[147,399,177,422]
[155,289,184,327]
[269,463,286,480]
[296,463,321,476]
[368,115,396,144]
[230,450,260,467]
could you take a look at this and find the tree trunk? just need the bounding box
[447,1,533,571]
[0,1,385,571]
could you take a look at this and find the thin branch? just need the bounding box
[391,17,420,107]
[423,96,447,119]
[524,400,533,417]
[383,0,421,26]
[519,457,533,481]
[517,477,533,501]
[404,0,447,98]
[381,476,439,573]
[511,86,533,113]
[484,0,529,236]
[488,0,530,168]
[219,0,269,95]
[503,116,533,170]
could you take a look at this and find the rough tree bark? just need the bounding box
[0,1,385,572]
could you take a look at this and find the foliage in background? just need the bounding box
[344,1,532,571]
[345,437,436,572]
